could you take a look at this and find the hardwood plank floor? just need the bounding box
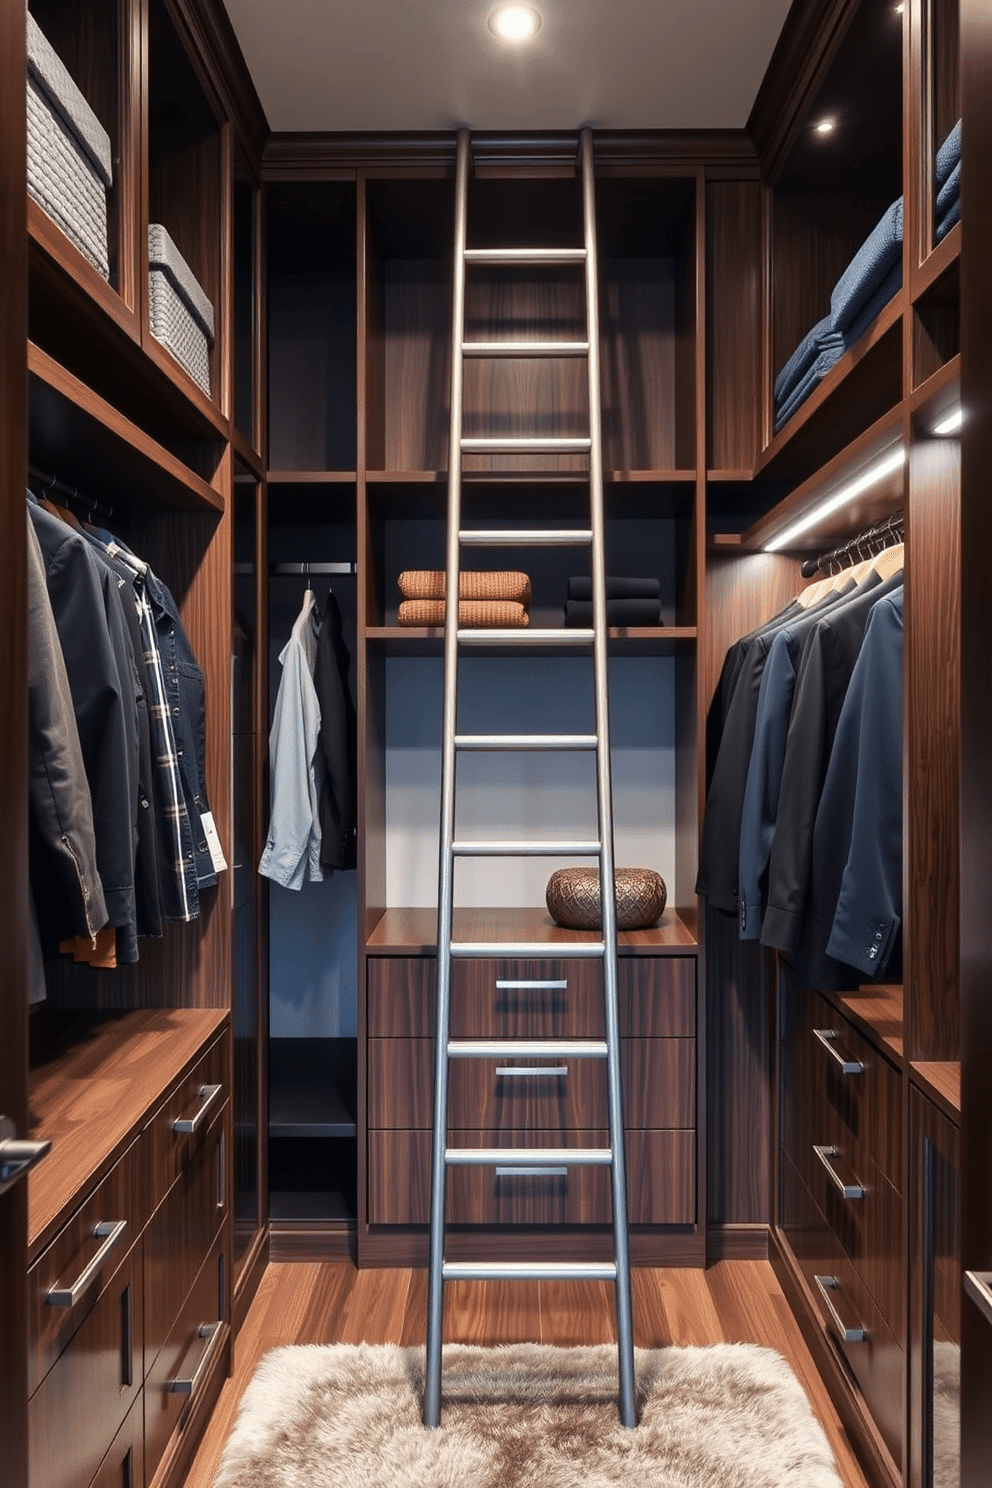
[182,1260,874,1488]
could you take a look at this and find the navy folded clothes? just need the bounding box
[567,575,661,601]
[842,259,901,347]
[829,196,903,336]
[564,598,662,627]
[937,195,961,242]
[935,119,961,190]
[937,160,960,218]
[774,315,844,406]
[774,342,847,431]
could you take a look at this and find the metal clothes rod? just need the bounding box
[233,562,357,576]
[28,461,114,522]
[800,510,903,579]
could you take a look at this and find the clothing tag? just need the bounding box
[200,811,229,874]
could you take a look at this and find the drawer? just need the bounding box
[28,1134,143,1396]
[368,956,696,1040]
[145,1225,229,1485]
[809,994,902,1189]
[147,1030,228,1200]
[145,1099,228,1374]
[807,1138,904,1338]
[90,1394,143,1488]
[367,1128,695,1226]
[28,1238,143,1488]
[368,1037,695,1131]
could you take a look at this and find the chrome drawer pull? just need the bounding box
[814,1275,868,1343]
[813,1144,865,1200]
[812,1027,864,1074]
[495,1166,568,1178]
[46,1219,128,1307]
[965,1271,992,1328]
[495,1065,568,1078]
[169,1321,223,1396]
[495,979,568,990]
[172,1083,223,1135]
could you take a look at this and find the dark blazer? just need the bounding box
[761,571,904,962]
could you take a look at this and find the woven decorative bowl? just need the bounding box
[546,867,667,931]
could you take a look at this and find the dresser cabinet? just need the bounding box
[26,1011,231,1488]
[366,952,697,1234]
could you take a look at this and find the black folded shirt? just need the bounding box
[564,598,662,627]
[567,575,661,601]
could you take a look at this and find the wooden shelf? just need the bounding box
[268,469,356,484]
[910,1061,961,1122]
[365,625,696,655]
[365,904,698,956]
[834,983,905,1064]
[29,342,224,513]
[27,1008,228,1259]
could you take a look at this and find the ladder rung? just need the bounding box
[463,248,587,266]
[462,340,589,359]
[449,941,605,958]
[442,1260,618,1283]
[457,628,594,645]
[447,1039,608,1059]
[461,436,591,453]
[460,529,592,547]
[454,733,598,751]
[452,839,600,858]
[445,1147,612,1167]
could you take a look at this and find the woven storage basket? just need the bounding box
[398,599,530,628]
[398,570,532,605]
[27,12,113,279]
[148,224,215,395]
[546,867,666,931]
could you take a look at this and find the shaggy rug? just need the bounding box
[211,1341,844,1488]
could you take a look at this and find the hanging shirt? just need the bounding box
[259,590,325,890]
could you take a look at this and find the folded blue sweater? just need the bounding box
[830,197,903,336]
[774,314,843,406]
[935,119,961,190]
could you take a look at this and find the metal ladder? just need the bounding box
[424,127,636,1430]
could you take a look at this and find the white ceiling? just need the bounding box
[222,0,795,135]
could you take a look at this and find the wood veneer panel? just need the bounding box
[706,180,761,472]
[365,904,697,953]
[906,436,959,1061]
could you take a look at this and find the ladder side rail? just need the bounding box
[579,125,637,1430]
[424,124,471,1430]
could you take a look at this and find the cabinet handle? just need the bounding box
[0,1115,51,1194]
[965,1271,992,1328]
[495,979,568,990]
[814,1275,868,1343]
[812,1027,864,1075]
[813,1144,865,1200]
[46,1219,128,1307]
[172,1083,223,1135]
[169,1321,224,1396]
[495,1065,568,1078]
[495,1166,567,1178]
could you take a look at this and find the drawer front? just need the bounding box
[145,1100,228,1374]
[809,994,902,1189]
[145,1226,229,1485]
[367,1128,695,1226]
[368,1037,695,1131]
[90,1395,143,1488]
[28,1134,143,1395]
[28,1238,143,1488]
[368,956,696,1040]
[147,1030,229,1200]
[807,1138,904,1338]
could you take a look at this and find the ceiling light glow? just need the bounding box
[488,5,541,41]
[934,407,963,435]
[814,118,836,135]
[764,447,906,552]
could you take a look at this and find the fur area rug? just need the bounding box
[212,1341,844,1488]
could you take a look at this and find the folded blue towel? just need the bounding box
[937,160,960,218]
[774,314,840,404]
[842,260,901,347]
[830,197,903,335]
[774,341,847,431]
[936,196,960,241]
[935,119,961,190]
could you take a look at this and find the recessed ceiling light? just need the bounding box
[488,5,542,42]
[814,118,836,136]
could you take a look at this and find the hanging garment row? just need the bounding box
[258,581,357,889]
[26,485,221,1004]
[698,525,904,993]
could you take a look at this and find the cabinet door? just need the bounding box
[910,1089,960,1488]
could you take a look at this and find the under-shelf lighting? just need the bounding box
[764,447,906,552]
[814,118,836,136]
[488,6,542,41]
[933,407,963,435]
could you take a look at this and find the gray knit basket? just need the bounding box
[148,224,215,395]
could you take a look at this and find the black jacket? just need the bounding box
[314,591,357,871]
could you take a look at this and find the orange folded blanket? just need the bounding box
[397,569,531,605]
[398,599,530,627]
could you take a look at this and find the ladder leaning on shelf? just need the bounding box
[424,126,636,1429]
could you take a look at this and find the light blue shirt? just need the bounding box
[259,590,325,890]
